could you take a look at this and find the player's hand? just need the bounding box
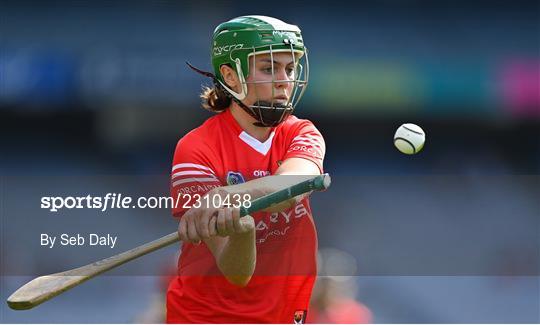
[212,207,255,238]
[178,208,197,244]
[178,205,254,243]
[178,206,218,244]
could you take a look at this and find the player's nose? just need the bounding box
[273,68,292,89]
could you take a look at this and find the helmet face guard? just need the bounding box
[210,16,309,127]
[225,45,309,127]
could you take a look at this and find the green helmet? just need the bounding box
[209,15,309,127]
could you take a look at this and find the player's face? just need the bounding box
[244,52,298,106]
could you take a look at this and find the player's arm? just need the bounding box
[203,209,256,287]
[179,158,318,286]
[171,138,257,287]
[179,205,256,287]
[211,157,320,213]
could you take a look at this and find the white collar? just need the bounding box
[238,131,275,155]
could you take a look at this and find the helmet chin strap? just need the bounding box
[186,62,290,127]
[250,101,293,127]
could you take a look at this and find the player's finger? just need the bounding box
[197,208,212,239]
[233,209,253,233]
[216,208,227,237]
[231,207,242,233]
[178,215,188,242]
[240,214,255,232]
[187,215,201,243]
[209,214,217,237]
[224,207,234,234]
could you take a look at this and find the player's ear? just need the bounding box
[220,64,239,90]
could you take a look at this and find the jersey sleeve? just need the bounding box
[170,137,222,219]
[283,120,326,173]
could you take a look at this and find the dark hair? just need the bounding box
[200,85,231,113]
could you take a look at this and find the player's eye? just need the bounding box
[259,66,295,78]
[286,67,295,77]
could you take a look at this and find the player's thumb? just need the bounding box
[239,214,255,232]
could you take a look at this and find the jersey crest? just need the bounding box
[226,171,245,185]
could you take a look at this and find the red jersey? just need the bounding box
[167,108,325,324]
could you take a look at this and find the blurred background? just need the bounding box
[1,0,539,323]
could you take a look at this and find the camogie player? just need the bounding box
[167,16,326,323]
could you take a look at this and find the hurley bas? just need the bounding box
[41,233,117,249]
